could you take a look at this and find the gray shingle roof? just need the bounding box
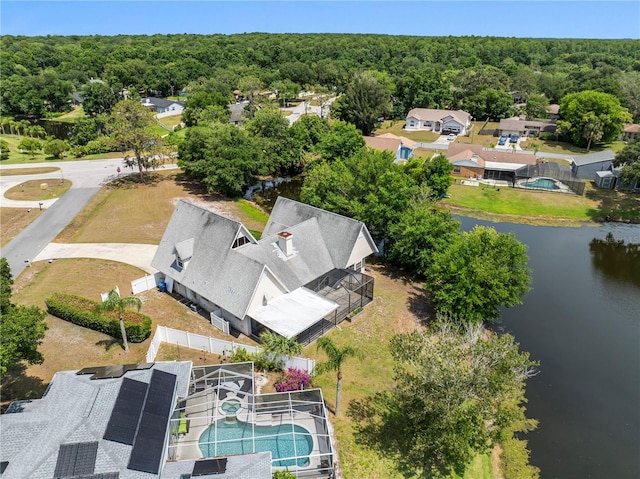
[0,362,191,479]
[153,198,377,320]
[571,150,615,166]
[140,97,185,108]
[264,197,378,268]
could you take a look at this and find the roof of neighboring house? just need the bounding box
[446,143,537,166]
[70,91,84,103]
[547,104,560,115]
[364,136,402,154]
[152,198,377,320]
[0,362,193,479]
[228,102,247,123]
[375,133,416,148]
[140,97,185,108]
[406,108,471,126]
[571,150,616,167]
[499,117,547,131]
[623,123,640,133]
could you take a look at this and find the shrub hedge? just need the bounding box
[45,292,152,342]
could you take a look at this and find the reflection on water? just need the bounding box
[590,233,640,288]
[244,177,303,210]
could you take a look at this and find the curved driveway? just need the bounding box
[0,159,176,277]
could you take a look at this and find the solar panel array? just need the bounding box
[127,369,177,475]
[192,458,228,476]
[76,363,154,380]
[103,378,148,444]
[53,441,98,478]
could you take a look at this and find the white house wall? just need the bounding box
[345,228,376,271]
[246,269,288,314]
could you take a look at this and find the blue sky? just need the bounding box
[1,1,639,39]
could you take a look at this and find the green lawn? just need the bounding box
[442,182,640,225]
[49,106,85,122]
[374,120,440,143]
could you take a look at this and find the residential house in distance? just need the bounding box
[228,102,248,125]
[140,97,185,114]
[547,104,560,121]
[620,123,640,142]
[364,133,415,164]
[405,108,472,135]
[446,143,537,181]
[152,197,377,344]
[0,361,334,478]
[498,116,556,138]
[570,150,616,179]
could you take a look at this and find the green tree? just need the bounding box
[613,139,640,187]
[82,81,119,116]
[0,139,9,160]
[315,121,365,163]
[43,138,70,159]
[407,153,454,198]
[271,79,300,107]
[348,321,538,477]
[426,226,531,324]
[315,336,359,417]
[245,109,301,173]
[464,88,514,120]
[289,115,331,151]
[259,330,303,370]
[178,123,266,197]
[110,99,163,181]
[0,258,48,376]
[557,90,632,147]
[332,71,392,135]
[238,75,263,119]
[387,203,460,277]
[618,71,640,121]
[94,289,142,353]
[272,470,297,479]
[18,137,42,158]
[524,93,550,120]
[582,112,604,152]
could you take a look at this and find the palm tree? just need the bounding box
[315,337,359,417]
[95,289,141,353]
[260,330,303,368]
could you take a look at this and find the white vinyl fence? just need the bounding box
[146,326,315,374]
[210,310,230,335]
[131,273,162,295]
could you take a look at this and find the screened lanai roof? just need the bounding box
[248,287,338,339]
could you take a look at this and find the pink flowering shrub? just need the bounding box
[274,368,312,392]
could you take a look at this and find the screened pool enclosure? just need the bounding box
[167,363,334,478]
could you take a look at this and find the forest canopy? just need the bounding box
[2,33,639,119]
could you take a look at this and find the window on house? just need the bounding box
[409,121,415,127]
[232,235,250,248]
[453,166,461,173]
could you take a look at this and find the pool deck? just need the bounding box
[171,388,327,474]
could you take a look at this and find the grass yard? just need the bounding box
[5,179,71,201]
[2,257,258,410]
[441,182,640,225]
[0,208,44,247]
[50,106,85,122]
[157,114,183,129]
[0,166,60,176]
[375,120,440,143]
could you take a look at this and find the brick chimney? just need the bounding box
[277,231,293,257]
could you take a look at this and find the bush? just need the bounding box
[45,292,151,342]
[274,368,312,392]
[229,347,283,372]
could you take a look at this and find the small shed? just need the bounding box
[570,150,616,179]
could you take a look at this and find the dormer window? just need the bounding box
[232,235,250,248]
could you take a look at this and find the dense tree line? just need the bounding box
[2,33,639,120]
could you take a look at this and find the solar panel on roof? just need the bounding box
[103,378,148,445]
[192,458,228,476]
[127,370,177,475]
[54,442,98,478]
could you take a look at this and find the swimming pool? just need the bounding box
[199,420,313,467]
[521,177,560,190]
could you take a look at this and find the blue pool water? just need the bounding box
[199,420,313,467]
[521,177,559,190]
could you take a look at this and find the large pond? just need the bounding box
[457,217,640,478]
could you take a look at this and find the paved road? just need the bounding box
[0,158,177,277]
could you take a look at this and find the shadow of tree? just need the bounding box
[0,363,48,412]
[95,338,122,351]
[584,182,640,223]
